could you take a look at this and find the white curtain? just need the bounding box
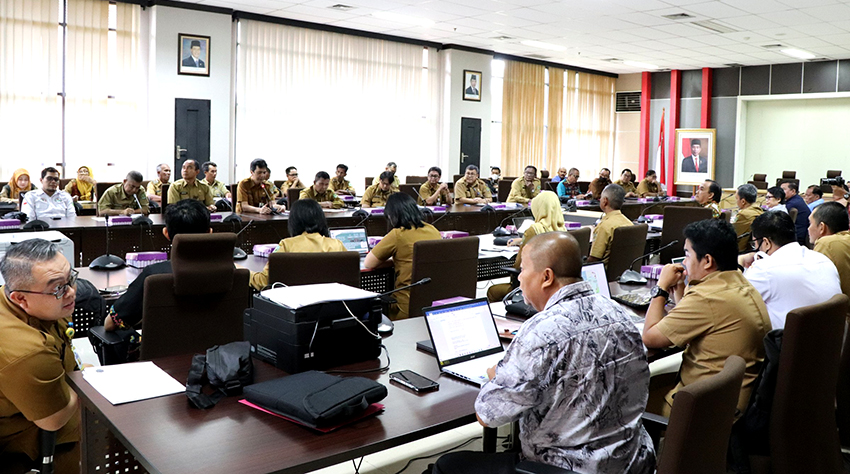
[236,20,442,189]
[0,0,62,181]
[562,71,616,179]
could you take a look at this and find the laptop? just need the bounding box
[512,217,534,235]
[423,298,506,386]
[581,261,611,298]
[329,227,370,256]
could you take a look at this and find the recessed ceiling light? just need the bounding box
[329,4,356,11]
[690,20,737,34]
[520,40,566,52]
[662,13,694,20]
[780,48,815,60]
[623,60,659,70]
[372,11,434,28]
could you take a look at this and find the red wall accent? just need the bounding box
[701,68,713,128]
[666,70,681,195]
[639,72,651,179]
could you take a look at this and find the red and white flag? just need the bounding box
[655,108,665,184]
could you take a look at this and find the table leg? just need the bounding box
[482,426,498,453]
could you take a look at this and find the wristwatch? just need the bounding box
[650,285,670,301]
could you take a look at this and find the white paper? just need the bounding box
[82,361,185,405]
[260,282,379,309]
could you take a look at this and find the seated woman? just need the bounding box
[487,191,567,302]
[764,186,788,213]
[249,199,347,290]
[64,165,97,201]
[0,168,37,204]
[364,193,441,320]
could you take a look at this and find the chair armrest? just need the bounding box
[515,460,578,474]
[641,411,670,429]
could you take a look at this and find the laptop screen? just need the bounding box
[581,262,611,299]
[328,227,369,254]
[424,299,504,368]
[512,217,534,235]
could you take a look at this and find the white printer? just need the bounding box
[0,231,75,285]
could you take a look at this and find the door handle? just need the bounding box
[176,146,187,160]
[461,153,469,163]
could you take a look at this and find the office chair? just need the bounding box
[287,187,302,206]
[139,232,249,360]
[405,175,428,184]
[605,224,648,281]
[408,237,478,318]
[398,184,419,201]
[787,207,798,224]
[567,227,591,261]
[95,182,117,202]
[837,308,850,449]
[659,206,713,264]
[160,184,170,213]
[365,177,373,190]
[268,251,360,288]
[497,181,512,203]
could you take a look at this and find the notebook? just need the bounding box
[423,298,505,386]
[329,227,370,256]
[581,261,610,299]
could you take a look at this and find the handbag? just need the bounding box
[186,341,254,409]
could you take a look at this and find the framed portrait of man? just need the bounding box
[674,128,716,185]
[178,34,210,77]
[463,70,482,102]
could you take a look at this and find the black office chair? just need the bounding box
[567,227,591,261]
[268,251,360,288]
[605,224,648,281]
[408,237,478,318]
[659,206,713,264]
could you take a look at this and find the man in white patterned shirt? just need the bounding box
[430,232,655,474]
[21,167,76,220]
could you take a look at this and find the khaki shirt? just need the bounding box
[236,178,275,213]
[203,179,229,198]
[361,184,395,208]
[0,289,79,460]
[279,179,306,195]
[249,233,347,290]
[330,177,355,194]
[507,178,541,204]
[146,179,168,197]
[454,178,492,203]
[704,202,721,219]
[815,231,850,298]
[369,223,441,319]
[733,205,764,252]
[636,178,659,197]
[589,210,632,263]
[418,182,451,206]
[589,178,611,200]
[168,179,214,206]
[655,270,771,415]
[372,175,401,190]
[300,186,344,209]
[614,179,637,195]
[97,183,150,214]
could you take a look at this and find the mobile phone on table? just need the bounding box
[389,370,439,392]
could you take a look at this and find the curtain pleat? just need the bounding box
[500,60,545,177]
[562,71,615,177]
[546,67,564,174]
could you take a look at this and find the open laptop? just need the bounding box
[423,298,506,386]
[581,261,611,298]
[512,217,534,235]
[329,227,370,256]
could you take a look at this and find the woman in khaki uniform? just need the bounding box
[487,191,567,302]
[364,193,441,319]
[249,199,346,290]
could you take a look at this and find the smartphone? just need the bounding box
[671,257,685,265]
[389,370,439,392]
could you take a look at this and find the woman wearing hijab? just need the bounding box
[0,168,37,204]
[64,165,97,201]
[487,191,567,302]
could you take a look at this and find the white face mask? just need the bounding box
[491,174,500,181]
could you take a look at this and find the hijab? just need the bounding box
[530,191,566,236]
[8,168,31,199]
[74,166,95,199]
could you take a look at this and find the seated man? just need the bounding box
[418,166,451,206]
[587,168,611,200]
[21,167,76,220]
[486,166,501,194]
[168,160,216,212]
[550,166,567,183]
[146,163,171,205]
[299,171,344,209]
[431,232,655,474]
[556,167,581,198]
[236,158,286,214]
[635,169,661,197]
[804,184,824,211]
[329,163,355,196]
[361,171,397,208]
[98,171,151,216]
[694,179,722,218]
[279,166,306,195]
[733,183,764,252]
[104,200,212,331]
[506,165,541,204]
[614,168,637,197]
[643,219,771,417]
[740,211,840,329]
[587,184,632,265]
[372,161,400,190]
[0,239,81,472]
[454,165,493,204]
[201,161,231,198]
[780,180,811,245]
[809,201,850,299]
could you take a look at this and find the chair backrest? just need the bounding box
[838,319,850,447]
[540,170,550,179]
[546,181,559,192]
[657,356,746,474]
[721,209,731,223]
[660,206,714,264]
[753,173,767,182]
[273,180,285,189]
[96,182,118,201]
[405,175,428,184]
[769,294,848,474]
[140,233,249,359]
[161,183,170,211]
[399,184,419,201]
[59,178,71,190]
[787,206,798,224]
[268,251,360,288]
[497,180,512,202]
[748,180,768,190]
[409,237,478,318]
[605,223,648,281]
[776,177,800,189]
[287,187,302,205]
[567,227,591,260]
[782,170,796,179]
[827,170,842,179]
[578,180,591,194]
[365,177,373,190]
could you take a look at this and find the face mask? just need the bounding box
[491,174,500,181]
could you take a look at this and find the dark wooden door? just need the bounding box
[460,117,481,174]
[174,99,211,171]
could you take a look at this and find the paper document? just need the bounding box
[82,361,185,405]
[260,282,379,309]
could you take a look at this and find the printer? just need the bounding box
[0,231,75,285]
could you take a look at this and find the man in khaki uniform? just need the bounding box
[372,162,400,190]
[0,239,81,471]
[201,161,231,198]
[636,170,661,197]
[613,168,637,197]
[454,165,493,204]
[168,159,215,211]
[809,201,850,298]
[361,171,396,208]
[300,171,344,209]
[587,184,632,265]
[507,165,541,204]
[588,168,612,200]
[330,164,355,195]
[98,171,150,216]
[418,166,451,206]
[733,183,764,252]
[643,219,771,417]
[236,159,286,215]
[280,166,306,195]
[695,179,722,219]
[147,163,171,204]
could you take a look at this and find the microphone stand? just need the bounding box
[230,219,254,260]
[377,278,432,333]
[636,200,666,223]
[494,206,530,235]
[89,215,127,270]
[619,240,679,284]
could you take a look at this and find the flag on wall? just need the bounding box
[655,108,665,184]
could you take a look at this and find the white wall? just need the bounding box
[446,49,493,181]
[613,73,640,178]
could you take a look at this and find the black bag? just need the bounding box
[186,341,254,409]
[740,329,784,455]
[244,370,387,429]
[88,326,141,365]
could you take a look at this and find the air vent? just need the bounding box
[491,36,514,41]
[329,4,356,10]
[761,44,785,50]
[691,20,737,34]
[725,63,744,67]
[616,91,641,113]
[526,54,550,60]
[662,13,694,20]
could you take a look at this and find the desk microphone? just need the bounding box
[636,201,665,223]
[494,206,530,236]
[230,219,254,260]
[376,278,432,333]
[89,215,127,270]
[132,194,153,227]
[429,208,452,227]
[619,239,679,284]
[353,209,370,227]
[260,184,281,214]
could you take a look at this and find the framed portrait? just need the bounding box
[463,70,482,102]
[674,128,716,186]
[178,34,210,77]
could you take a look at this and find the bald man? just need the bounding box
[430,232,655,474]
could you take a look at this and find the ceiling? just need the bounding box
[186,0,850,74]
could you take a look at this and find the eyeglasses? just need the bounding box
[11,269,78,299]
[44,176,60,183]
[750,238,763,251]
[428,174,440,179]
[288,173,298,177]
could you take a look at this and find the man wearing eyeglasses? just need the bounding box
[418,166,450,206]
[21,167,76,220]
[279,166,305,195]
[0,239,80,471]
